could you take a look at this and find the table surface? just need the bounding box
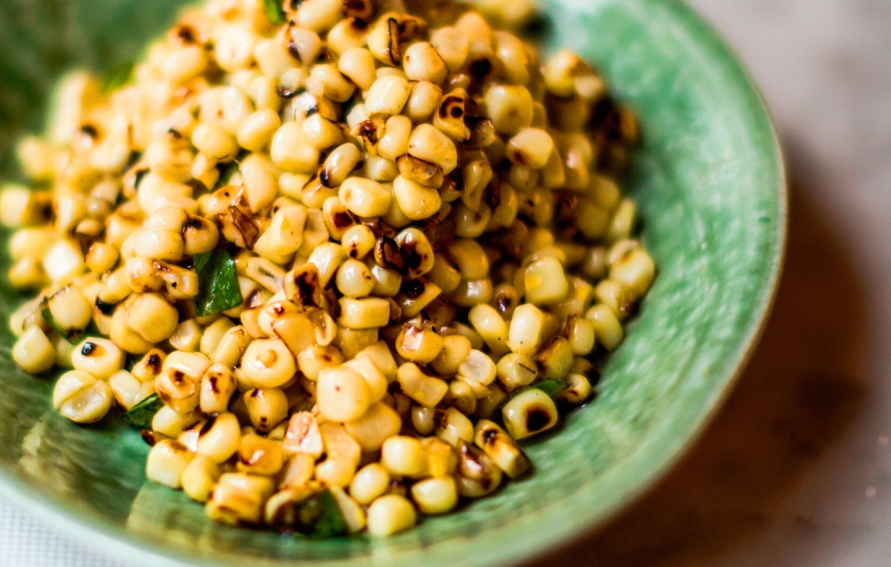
[3,0,891,565]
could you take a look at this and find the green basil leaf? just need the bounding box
[295,490,349,538]
[122,394,164,430]
[263,0,286,25]
[103,61,134,93]
[194,249,243,317]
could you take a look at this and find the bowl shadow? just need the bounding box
[521,142,869,567]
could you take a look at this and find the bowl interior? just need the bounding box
[0,1,785,566]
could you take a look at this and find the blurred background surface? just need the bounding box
[3,0,891,565]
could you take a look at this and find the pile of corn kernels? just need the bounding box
[2,0,653,537]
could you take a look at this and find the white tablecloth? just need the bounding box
[0,499,122,567]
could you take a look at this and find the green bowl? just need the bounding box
[0,0,785,565]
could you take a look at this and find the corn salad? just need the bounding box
[2,0,653,537]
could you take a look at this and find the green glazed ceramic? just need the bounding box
[0,0,786,565]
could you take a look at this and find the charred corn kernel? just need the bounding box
[270,122,320,174]
[405,81,442,123]
[152,405,201,437]
[496,352,537,392]
[397,363,448,407]
[84,242,119,274]
[435,407,474,446]
[43,239,85,284]
[381,436,427,478]
[307,243,347,288]
[182,455,220,503]
[191,123,238,159]
[361,156,399,181]
[506,128,554,169]
[280,452,317,488]
[411,405,436,435]
[237,433,285,476]
[338,47,376,90]
[457,348,498,386]
[606,198,636,242]
[206,472,275,526]
[168,319,203,352]
[130,349,165,383]
[467,305,509,357]
[445,239,489,280]
[71,338,125,380]
[448,277,493,308]
[281,411,323,457]
[337,297,391,329]
[196,412,242,463]
[524,256,569,306]
[308,64,355,103]
[393,175,442,221]
[244,388,288,433]
[430,27,469,72]
[557,373,593,405]
[297,344,343,380]
[365,75,412,116]
[350,463,390,505]
[444,379,477,415]
[427,254,462,295]
[408,124,457,174]
[339,177,392,218]
[474,420,530,479]
[108,369,141,409]
[367,494,417,537]
[485,85,534,136]
[609,248,655,300]
[125,293,179,343]
[213,325,251,368]
[341,225,376,260]
[566,316,596,356]
[585,304,624,351]
[294,0,342,32]
[355,341,398,382]
[199,363,237,414]
[502,388,559,440]
[345,402,402,452]
[431,334,472,376]
[379,115,412,161]
[317,366,371,422]
[455,441,502,499]
[341,352,388,403]
[146,439,194,489]
[47,286,91,332]
[396,326,444,364]
[474,383,508,419]
[410,476,458,516]
[534,337,574,380]
[13,326,56,374]
[508,303,544,354]
[199,317,236,358]
[403,41,448,84]
[240,338,296,388]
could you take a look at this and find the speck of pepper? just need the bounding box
[81,342,96,356]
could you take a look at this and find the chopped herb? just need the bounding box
[122,394,164,430]
[194,249,243,317]
[103,61,134,94]
[293,490,349,538]
[263,0,286,24]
